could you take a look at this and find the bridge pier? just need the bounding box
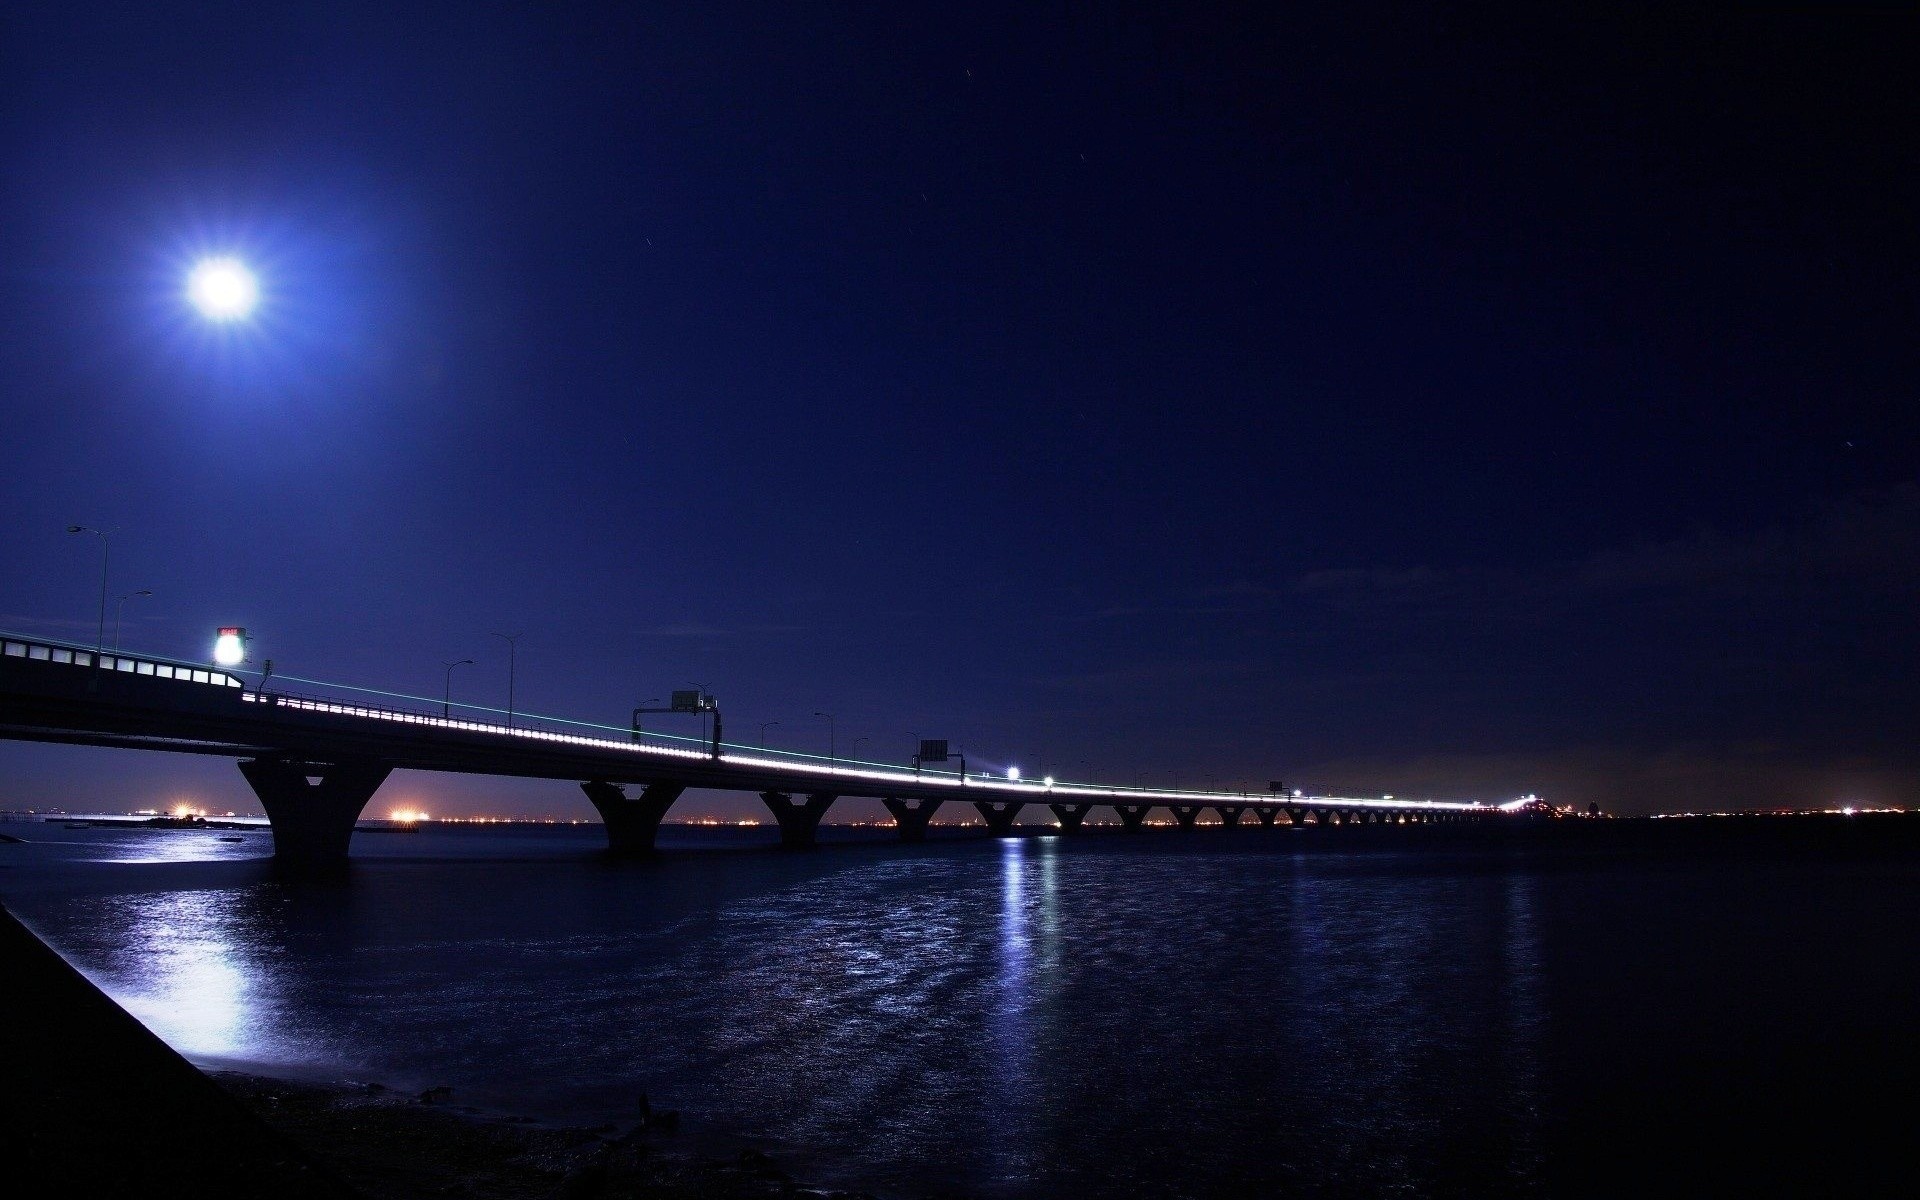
[1112,804,1153,832]
[239,757,393,871]
[974,801,1024,837]
[1254,807,1278,827]
[760,791,836,848]
[581,780,685,855]
[1214,804,1246,828]
[882,796,942,842]
[1287,807,1308,826]
[1170,804,1204,830]
[1048,802,1093,833]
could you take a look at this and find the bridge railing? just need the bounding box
[1,634,247,689]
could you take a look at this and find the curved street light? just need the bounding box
[442,658,474,718]
[758,720,780,749]
[813,711,835,764]
[113,590,153,651]
[65,525,110,653]
[490,631,520,728]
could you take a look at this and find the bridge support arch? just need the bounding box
[581,780,685,855]
[1214,804,1246,828]
[760,791,836,848]
[1254,807,1279,827]
[1170,804,1204,830]
[974,801,1024,837]
[239,757,392,871]
[1113,804,1153,832]
[1048,802,1093,833]
[882,797,942,843]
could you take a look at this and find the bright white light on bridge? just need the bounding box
[186,257,259,321]
[212,627,247,667]
[1044,776,1055,788]
[1007,767,1020,780]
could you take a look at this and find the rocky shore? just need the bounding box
[211,1071,874,1200]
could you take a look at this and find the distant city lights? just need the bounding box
[388,808,432,823]
[186,257,259,321]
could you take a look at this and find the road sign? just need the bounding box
[670,690,704,712]
[918,739,949,763]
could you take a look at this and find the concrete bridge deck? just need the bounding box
[1,631,1503,868]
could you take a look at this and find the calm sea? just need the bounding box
[3,816,1914,1198]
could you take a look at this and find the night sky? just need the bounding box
[2,3,1913,819]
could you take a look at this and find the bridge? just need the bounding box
[0,631,1509,868]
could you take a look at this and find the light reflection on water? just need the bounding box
[6,824,1561,1198]
[104,890,261,1061]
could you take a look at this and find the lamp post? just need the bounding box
[490,632,520,728]
[758,720,780,748]
[814,711,835,764]
[442,658,474,718]
[1080,759,1094,787]
[65,525,110,653]
[850,736,870,762]
[687,682,714,748]
[113,590,153,651]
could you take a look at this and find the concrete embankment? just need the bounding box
[0,900,349,1198]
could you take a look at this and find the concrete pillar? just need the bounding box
[760,791,836,848]
[882,796,942,843]
[1048,803,1093,833]
[1254,807,1279,827]
[1113,804,1153,832]
[239,757,393,871]
[1214,804,1246,828]
[1319,809,1337,826]
[973,800,1024,837]
[1169,804,1204,830]
[1288,807,1308,826]
[581,780,685,855]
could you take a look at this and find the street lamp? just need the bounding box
[814,711,835,764]
[65,525,110,653]
[490,631,520,728]
[758,720,780,748]
[442,658,474,718]
[850,736,870,762]
[1080,759,1094,786]
[113,590,153,651]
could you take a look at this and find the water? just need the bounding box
[3,817,1914,1197]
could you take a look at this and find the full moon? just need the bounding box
[185,257,259,321]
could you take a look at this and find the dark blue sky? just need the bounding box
[2,3,1914,817]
